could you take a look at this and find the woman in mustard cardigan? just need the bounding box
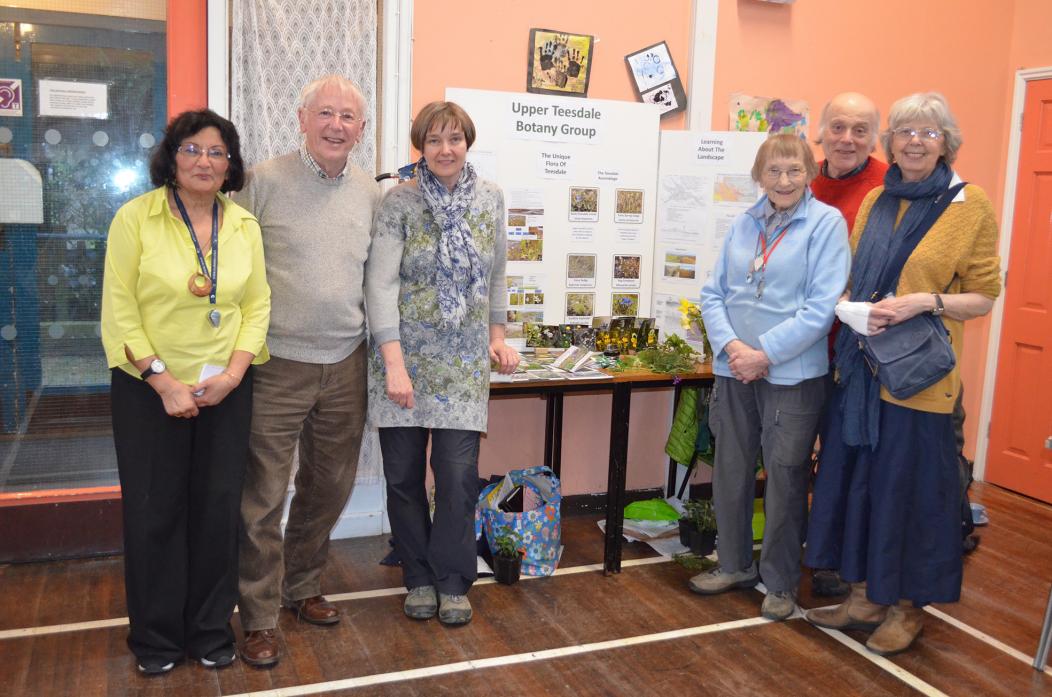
[804,92,1001,656]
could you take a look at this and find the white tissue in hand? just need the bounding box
[836,301,873,336]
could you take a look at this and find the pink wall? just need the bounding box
[411,0,1051,489]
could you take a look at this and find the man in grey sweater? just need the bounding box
[233,75,379,668]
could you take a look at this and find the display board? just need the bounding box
[650,130,767,351]
[447,87,660,337]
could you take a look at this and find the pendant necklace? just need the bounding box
[753,221,791,301]
[173,189,221,327]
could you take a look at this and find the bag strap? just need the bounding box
[875,181,966,297]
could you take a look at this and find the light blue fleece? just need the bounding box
[701,189,849,385]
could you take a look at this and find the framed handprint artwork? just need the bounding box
[526,28,594,97]
[624,41,686,117]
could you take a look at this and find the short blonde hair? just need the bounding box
[410,101,476,151]
[880,92,962,165]
[750,133,819,183]
[298,75,367,116]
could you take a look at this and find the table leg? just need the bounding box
[666,384,683,497]
[604,382,632,575]
[552,393,563,478]
[544,394,555,471]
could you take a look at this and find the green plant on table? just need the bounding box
[634,334,700,374]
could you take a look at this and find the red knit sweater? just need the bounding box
[810,156,888,236]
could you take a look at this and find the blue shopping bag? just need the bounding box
[475,466,561,576]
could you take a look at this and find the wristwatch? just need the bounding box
[931,293,945,317]
[140,358,167,380]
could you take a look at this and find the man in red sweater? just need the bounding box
[810,92,888,236]
[809,92,887,598]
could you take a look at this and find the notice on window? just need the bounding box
[39,79,108,119]
[0,78,23,117]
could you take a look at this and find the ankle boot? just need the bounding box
[866,601,924,656]
[804,582,887,631]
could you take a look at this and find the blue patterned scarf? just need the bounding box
[416,158,486,326]
[834,161,953,448]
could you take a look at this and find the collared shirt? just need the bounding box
[762,196,804,233]
[101,186,271,384]
[299,144,348,181]
[821,158,870,180]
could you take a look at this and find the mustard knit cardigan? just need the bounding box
[851,184,1002,414]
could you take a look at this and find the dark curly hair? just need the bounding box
[149,109,246,192]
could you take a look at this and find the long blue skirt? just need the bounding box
[805,386,961,606]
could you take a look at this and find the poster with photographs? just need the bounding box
[566,253,596,288]
[507,206,544,262]
[568,186,599,222]
[612,254,641,289]
[615,189,643,224]
[526,29,594,98]
[624,41,686,118]
[565,292,595,325]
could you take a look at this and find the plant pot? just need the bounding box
[678,519,692,547]
[493,553,521,585]
[680,519,716,556]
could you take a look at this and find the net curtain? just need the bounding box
[232,0,383,486]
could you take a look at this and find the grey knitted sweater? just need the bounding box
[234,152,379,363]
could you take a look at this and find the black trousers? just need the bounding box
[111,367,252,662]
[379,427,481,595]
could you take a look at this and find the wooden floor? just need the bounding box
[1,481,1050,696]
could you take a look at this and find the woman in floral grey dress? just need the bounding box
[365,101,519,626]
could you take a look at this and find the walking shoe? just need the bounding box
[811,569,850,597]
[404,585,438,620]
[866,601,924,656]
[687,563,759,595]
[804,582,887,632]
[241,629,281,668]
[438,593,472,625]
[199,644,236,668]
[136,657,176,676]
[286,595,340,625]
[761,590,797,621]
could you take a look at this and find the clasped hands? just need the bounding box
[725,339,769,384]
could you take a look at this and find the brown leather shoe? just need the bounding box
[804,582,887,632]
[866,601,925,656]
[241,629,280,668]
[287,595,340,625]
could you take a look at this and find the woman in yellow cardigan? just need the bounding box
[101,109,270,675]
[804,92,1001,656]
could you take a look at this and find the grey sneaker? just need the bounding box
[404,585,438,620]
[688,564,759,595]
[438,593,472,625]
[761,590,797,621]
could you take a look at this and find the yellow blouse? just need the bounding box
[101,186,271,384]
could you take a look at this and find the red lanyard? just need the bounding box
[758,222,791,268]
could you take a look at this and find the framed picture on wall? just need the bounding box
[526,28,594,97]
[624,41,686,118]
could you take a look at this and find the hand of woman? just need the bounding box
[870,293,933,327]
[155,380,200,419]
[727,343,770,384]
[385,365,415,409]
[489,340,520,375]
[190,372,240,408]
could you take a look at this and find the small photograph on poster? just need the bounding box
[566,253,596,288]
[713,174,758,204]
[612,254,642,289]
[507,207,544,262]
[568,186,599,222]
[729,92,809,138]
[527,28,594,98]
[615,189,644,224]
[663,250,698,280]
[611,292,640,317]
[524,291,545,306]
[641,83,679,115]
[508,309,545,324]
[565,292,595,324]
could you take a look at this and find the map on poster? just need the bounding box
[448,87,659,324]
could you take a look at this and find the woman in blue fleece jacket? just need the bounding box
[689,134,850,621]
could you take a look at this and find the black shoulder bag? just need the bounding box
[859,182,966,400]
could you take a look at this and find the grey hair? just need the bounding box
[297,74,367,116]
[814,98,880,148]
[880,91,962,165]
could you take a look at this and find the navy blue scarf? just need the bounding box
[834,161,953,448]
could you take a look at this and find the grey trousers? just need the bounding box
[710,375,827,594]
[379,427,481,596]
[238,346,367,631]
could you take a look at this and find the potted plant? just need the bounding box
[678,499,717,556]
[492,531,523,585]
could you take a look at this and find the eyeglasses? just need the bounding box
[311,108,360,125]
[763,166,806,181]
[176,143,230,161]
[891,127,942,141]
